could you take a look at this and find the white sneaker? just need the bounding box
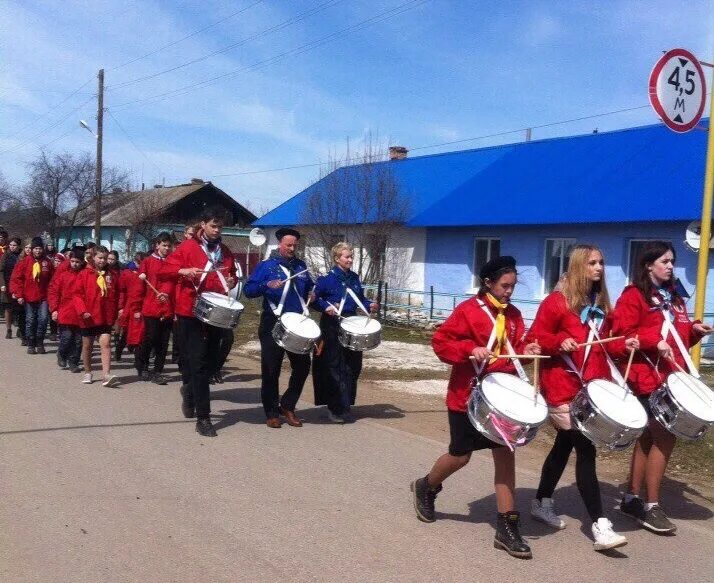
[592,517,627,551]
[82,373,93,384]
[531,498,566,529]
[326,410,345,424]
[102,374,118,388]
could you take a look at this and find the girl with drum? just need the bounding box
[525,244,633,551]
[410,256,541,559]
[312,242,379,423]
[612,241,712,534]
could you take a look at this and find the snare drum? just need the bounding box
[649,372,714,440]
[272,312,321,354]
[193,292,244,329]
[467,372,548,448]
[570,380,647,450]
[338,316,382,351]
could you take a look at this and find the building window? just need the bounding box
[472,238,501,289]
[627,239,671,283]
[543,238,575,294]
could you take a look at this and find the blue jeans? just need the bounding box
[25,300,49,346]
[58,325,82,366]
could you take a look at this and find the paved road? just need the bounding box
[1,339,712,583]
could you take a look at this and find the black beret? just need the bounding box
[275,227,301,241]
[480,255,517,281]
[71,245,87,258]
[31,236,44,249]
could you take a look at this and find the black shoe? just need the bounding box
[214,371,224,384]
[410,476,442,523]
[494,511,532,559]
[180,384,196,418]
[20,337,27,346]
[36,343,46,355]
[5,329,11,339]
[619,495,646,522]
[49,333,58,342]
[139,370,151,382]
[152,373,168,386]
[641,504,677,534]
[70,365,82,373]
[114,352,122,362]
[27,346,36,355]
[196,418,217,437]
[57,355,68,369]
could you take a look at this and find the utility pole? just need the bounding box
[94,68,104,245]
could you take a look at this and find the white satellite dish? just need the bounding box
[685,220,714,251]
[249,227,266,247]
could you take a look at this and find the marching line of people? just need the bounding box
[1,224,712,560]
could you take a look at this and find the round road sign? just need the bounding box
[649,48,707,133]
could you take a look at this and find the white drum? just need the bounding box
[467,372,548,448]
[193,292,244,329]
[571,380,647,450]
[272,312,321,354]
[649,372,714,440]
[338,316,382,351]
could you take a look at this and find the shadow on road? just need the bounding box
[0,419,194,435]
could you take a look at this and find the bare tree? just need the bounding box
[0,171,19,212]
[122,192,167,256]
[299,135,411,284]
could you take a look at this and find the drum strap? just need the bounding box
[197,242,231,295]
[343,287,370,316]
[268,265,309,317]
[475,299,528,383]
[660,308,699,378]
[566,320,628,388]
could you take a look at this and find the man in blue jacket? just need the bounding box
[244,227,314,428]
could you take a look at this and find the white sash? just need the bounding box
[198,241,230,294]
[562,319,627,387]
[475,299,529,382]
[268,265,309,317]
[660,306,699,378]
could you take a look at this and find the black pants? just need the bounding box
[16,306,26,337]
[536,429,603,521]
[58,325,82,366]
[176,316,223,418]
[210,328,234,376]
[312,314,362,414]
[171,319,180,362]
[258,312,311,418]
[135,317,172,374]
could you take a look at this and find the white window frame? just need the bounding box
[541,238,576,296]
[470,237,501,292]
[626,239,672,284]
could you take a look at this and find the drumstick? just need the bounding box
[284,268,309,283]
[533,340,540,398]
[138,273,163,297]
[621,334,638,389]
[469,354,550,360]
[576,336,624,348]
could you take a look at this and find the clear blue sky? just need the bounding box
[2,0,713,214]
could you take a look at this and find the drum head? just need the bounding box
[586,379,647,429]
[201,292,243,310]
[341,316,382,334]
[280,312,321,339]
[667,373,714,422]
[481,373,547,424]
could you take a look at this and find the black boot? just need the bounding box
[196,417,217,437]
[57,354,68,369]
[410,476,442,523]
[36,341,46,355]
[494,511,532,559]
[20,336,27,346]
[5,329,11,339]
[180,384,196,418]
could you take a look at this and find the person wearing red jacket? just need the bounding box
[48,245,86,372]
[132,232,175,385]
[9,236,54,354]
[74,245,120,387]
[612,241,712,534]
[410,256,541,559]
[525,245,634,551]
[159,207,237,437]
[114,252,146,362]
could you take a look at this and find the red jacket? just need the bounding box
[432,297,526,412]
[133,255,175,319]
[48,268,83,326]
[610,285,703,396]
[117,268,138,327]
[9,255,54,303]
[525,292,627,407]
[73,266,119,328]
[159,237,236,318]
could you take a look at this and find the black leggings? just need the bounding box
[536,429,603,522]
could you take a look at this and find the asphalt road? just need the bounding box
[1,339,712,583]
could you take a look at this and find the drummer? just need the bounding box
[160,207,237,437]
[410,256,541,559]
[611,241,712,533]
[244,227,314,429]
[312,242,379,423]
[525,244,633,551]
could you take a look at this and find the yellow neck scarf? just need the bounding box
[32,260,41,281]
[96,270,107,297]
[486,293,508,361]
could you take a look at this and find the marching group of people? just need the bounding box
[0,221,710,560]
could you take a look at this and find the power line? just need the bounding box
[107,0,265,72]
[106,109,165,176]
[110,0,431,111]
[107,0,344,90]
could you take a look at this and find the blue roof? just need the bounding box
[255,121,709,228]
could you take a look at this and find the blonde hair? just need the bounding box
[560,244,611,314]
[331,241,353,263]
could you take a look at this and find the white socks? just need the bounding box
[644,502,658,511]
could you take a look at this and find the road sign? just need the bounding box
[649,48,707,133]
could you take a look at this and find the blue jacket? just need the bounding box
[313,266,375,315]
[244,251,314,315]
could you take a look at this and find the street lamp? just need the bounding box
[79,120,98,139]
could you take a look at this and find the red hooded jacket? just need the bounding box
[432,296,526,412]
[159,237,236,318]
[48,268,83,326]
[73,265,119,328]
[525,292,628,407]
[9,255,54,303]
[610,285,703,396]
[133,254,175,319]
